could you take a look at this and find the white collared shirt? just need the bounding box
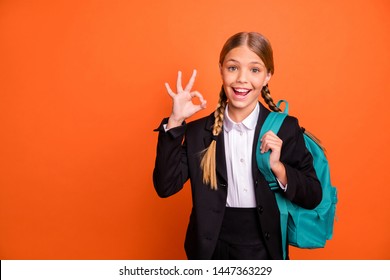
[223,103,287,208]
[224,103,259,208]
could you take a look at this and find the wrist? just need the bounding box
[271,161,287,185]
[167,115,184,129]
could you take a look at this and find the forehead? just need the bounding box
[223,45,265,65]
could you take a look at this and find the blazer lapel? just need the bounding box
[216,130,227,185]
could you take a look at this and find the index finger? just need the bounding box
[261,130,277,141]
[184,69,197,92]
[176,71,183,92]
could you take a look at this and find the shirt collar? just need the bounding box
[224,102,260,132]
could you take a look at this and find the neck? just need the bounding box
[227,103,258,123]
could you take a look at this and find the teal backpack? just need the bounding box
[256,100,337,259]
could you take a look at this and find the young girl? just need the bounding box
[153,32,322,260]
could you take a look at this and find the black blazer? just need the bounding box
[153,102,322,259]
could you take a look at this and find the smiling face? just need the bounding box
[220,45,271,122]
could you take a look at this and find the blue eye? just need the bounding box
[251,68,260,73]
[227,66,237,71]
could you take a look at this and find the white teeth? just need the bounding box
[234,88,250,93]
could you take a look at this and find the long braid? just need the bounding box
[212,87,227,136]
[261,84,281,112]
[200,87,227,190]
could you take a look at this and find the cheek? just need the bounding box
[221,72,235,85]
[221,75,228,86]
[253,75,269,88]
[256,80,265,88]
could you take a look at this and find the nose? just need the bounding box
[236,69,248,83]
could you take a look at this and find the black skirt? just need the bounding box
[211,207,270,260]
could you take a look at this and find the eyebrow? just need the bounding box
[225,59,265,66]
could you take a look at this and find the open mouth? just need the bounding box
[233,87,251,96]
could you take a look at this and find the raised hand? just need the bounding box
[165,70,207,129]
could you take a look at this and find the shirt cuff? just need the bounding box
[277,178,288,192]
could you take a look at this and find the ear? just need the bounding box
[263,72,272,86]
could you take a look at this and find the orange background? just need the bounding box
[1,0,389,260]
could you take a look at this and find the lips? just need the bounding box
[233,87,251,96]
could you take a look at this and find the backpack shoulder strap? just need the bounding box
[256,100,290,259]
[256,100,288,190]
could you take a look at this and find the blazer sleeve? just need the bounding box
[152,118,189,198]
[278,116,323,209]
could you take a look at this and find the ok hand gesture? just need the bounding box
[165,70,207,129]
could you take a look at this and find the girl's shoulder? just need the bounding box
[186,112,215,132]
[279,113,305,139]
[283,114,300,127]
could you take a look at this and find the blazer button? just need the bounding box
[264,232,271,240]
[220,183,227,188]
[257,205,264,214]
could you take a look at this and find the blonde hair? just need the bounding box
[201,32,278,189]
[200,87,227,189]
